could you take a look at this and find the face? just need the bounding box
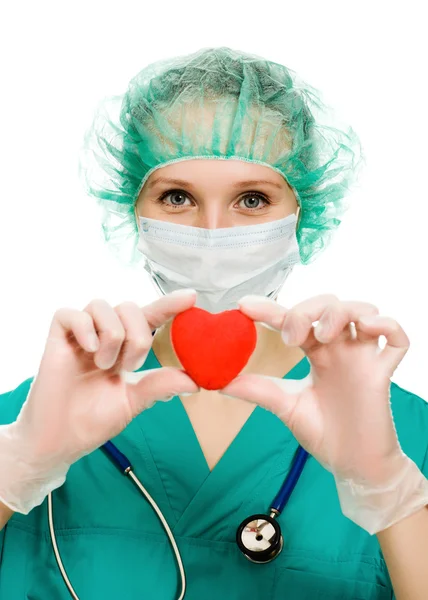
[135,159,299,230]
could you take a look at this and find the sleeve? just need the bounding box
[389,384,428,600]
[0,377,35,426]
[421,440,428,479]
[390,383,428,476]
[0,377,35,558]
[391,434,428,600]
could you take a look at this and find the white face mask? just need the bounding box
[137,212,301,313]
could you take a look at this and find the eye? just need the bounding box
[237,193,271,211]
[157,190,193,208]
[156,189,271,211]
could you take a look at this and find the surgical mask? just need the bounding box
[137,212,301,313]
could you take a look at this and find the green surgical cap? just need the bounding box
[78,46,365,267]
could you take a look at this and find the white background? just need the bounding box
[0,0,426,400]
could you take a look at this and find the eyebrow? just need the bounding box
[147,177,283,190]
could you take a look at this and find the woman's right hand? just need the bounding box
[0,289,199,514]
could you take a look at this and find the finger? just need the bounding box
[122,367,200,416]
[219,373,310,422]
[283,298,380,350]
[239,293,339,333]
[83,299,126,370]
[357,315,410,373]
[238,294,339,351]
[280,299,380,351]
[237,295,288,329]
[237,295,381,352]
[219,373,319,448]
[282,297,340,350]
[113,302,154,372]
[141,289,197,331]
[313,301,380,344]
[50,308,100,354]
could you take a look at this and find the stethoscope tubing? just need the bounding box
[271,446,309,513]
[48,448,187,600]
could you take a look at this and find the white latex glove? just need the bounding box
[220,294,428,535]
[0,290,200,515]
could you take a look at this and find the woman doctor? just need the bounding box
[0,46,428,599]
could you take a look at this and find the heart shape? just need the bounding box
[170,307,257,390]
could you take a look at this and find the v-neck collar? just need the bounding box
[131,346,310,534]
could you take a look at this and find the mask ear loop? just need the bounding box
[134,203,140,232]
[295,204,301,230]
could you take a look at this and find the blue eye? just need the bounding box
[158,190,192,207]
[156,189,271,211]
[239,193,270,210]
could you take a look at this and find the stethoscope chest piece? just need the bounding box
[236,513,283,564]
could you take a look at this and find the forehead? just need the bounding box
[149,97,292,167]
[145,158,287,190]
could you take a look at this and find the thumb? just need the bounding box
[221,373,327,464]
[122,367,200,416]
[220,374,310,423]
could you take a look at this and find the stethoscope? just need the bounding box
[47,328,310,600]
[48,440,309,600]
[235,444,309,564]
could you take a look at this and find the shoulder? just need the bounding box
[390,380,428,474]
[0,377,34,425]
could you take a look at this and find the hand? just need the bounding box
[0,289,200,514]
[220,294,428,533]
[222,294,408,481]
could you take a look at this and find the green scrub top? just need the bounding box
[1,348,427,599]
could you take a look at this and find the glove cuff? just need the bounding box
[0,423,70,515]
[334,454,428,535]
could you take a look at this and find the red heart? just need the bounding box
[170,307,257,390]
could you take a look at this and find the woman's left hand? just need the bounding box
[220,294,410,486]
